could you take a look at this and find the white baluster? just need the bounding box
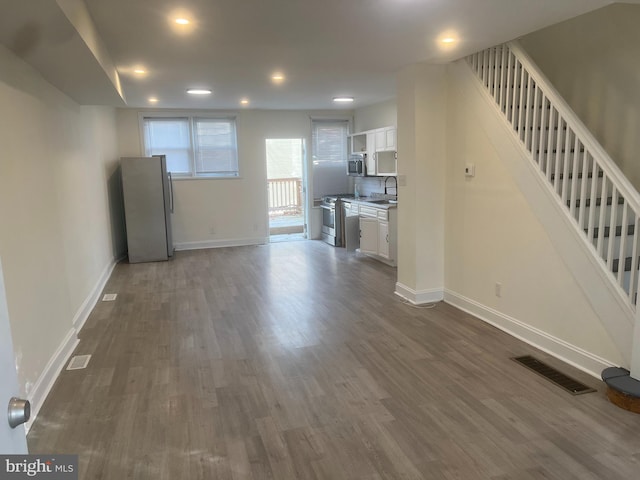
[596,176,609,257]
[607,186,619,271]
[499,46,507,112]
[569,137,581,221]
[619,203,629,287]
[630,216,640,304]
[560,129,573,205]
[505,50,517,125]
[546,107,556,183]
[577,149,589,229]
[518,70,527,141]
[538,96,548,171]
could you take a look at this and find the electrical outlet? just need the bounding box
[495,282,502,298]
[465,163,476,177]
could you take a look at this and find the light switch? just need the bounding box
[465,163,475,177]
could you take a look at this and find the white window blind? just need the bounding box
[143,117,191,173]
[142,115,239,177]
[312,120,349,166]
[194,118,238,176]
[311,120,349,198]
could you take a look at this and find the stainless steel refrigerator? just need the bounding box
[121,156,174,263]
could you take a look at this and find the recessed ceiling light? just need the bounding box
[169,9,195,34]
[271,72,285,84]
[148,97,158,103]
[134,68,146,75]
[187,88,212,95]
[333,96,354,103]
[441,37,456,44]
[240,98,250,106]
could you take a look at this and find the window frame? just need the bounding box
[138,111,240,179]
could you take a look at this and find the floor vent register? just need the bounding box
[66,354,92,371]
[512,355,596,395]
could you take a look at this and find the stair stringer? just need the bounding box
[451,60,633,366]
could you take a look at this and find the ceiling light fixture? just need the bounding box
[271,72,285,84]
[333,96,354,103]
[148,97,158,103]
[240,98,250,106]
[134,68,146,75]
[169,9,195,34]
[187,88,212,95]
[441,37,456,44]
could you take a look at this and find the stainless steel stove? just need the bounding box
[320,194,354,246]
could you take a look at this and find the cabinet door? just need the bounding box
[375,129,386,152]
[365,152,377,176]
[385,128,396,150]
[378,221,390,259]
[366,131,376,154]
[359,217,378,254]
[345,216,360,252]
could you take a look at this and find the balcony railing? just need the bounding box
[268,177,303,216]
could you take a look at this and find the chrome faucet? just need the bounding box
[384,176,398,195]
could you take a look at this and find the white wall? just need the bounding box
[116,108,352,246]
[520,3,640,191]
[444,61,625,371]
[354,99,397,132]
[395,64,447,303]
[0,45,123,402]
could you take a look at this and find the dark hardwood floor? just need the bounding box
[28,240,640,479]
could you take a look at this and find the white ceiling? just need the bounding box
[0,0,633,110]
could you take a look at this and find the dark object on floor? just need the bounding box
[602,367,640,414]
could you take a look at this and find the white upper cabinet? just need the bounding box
[349,126,397,176]
[374,126,396,152]
[385,127,396,150]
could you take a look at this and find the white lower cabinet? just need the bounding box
[359,217,379,255]
[358,206,396,265]
[378,221,390,259]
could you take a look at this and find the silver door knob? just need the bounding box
[8,397,30,429]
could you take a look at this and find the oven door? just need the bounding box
[321,204,336,236]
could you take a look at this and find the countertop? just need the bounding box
[341,196,398,209]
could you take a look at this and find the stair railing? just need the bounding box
[466,41,640,315]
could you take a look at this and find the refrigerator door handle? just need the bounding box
[168,172,174,213]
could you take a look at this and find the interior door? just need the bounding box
[0,257,28,453]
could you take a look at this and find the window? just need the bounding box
[142,115,239,177]
[312,120,349,166]
[311,119,349,198]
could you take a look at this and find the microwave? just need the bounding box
[347,153,366,176]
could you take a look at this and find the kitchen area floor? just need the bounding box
[27,241,640,479]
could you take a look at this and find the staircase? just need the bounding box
[465,42,640,388]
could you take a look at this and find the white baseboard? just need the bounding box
[444,289,616,379]
[25,255,122,433]
[395,282,444,304]
[24,328,79,433]
[72,256,122,332]
[174,237,268,251]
